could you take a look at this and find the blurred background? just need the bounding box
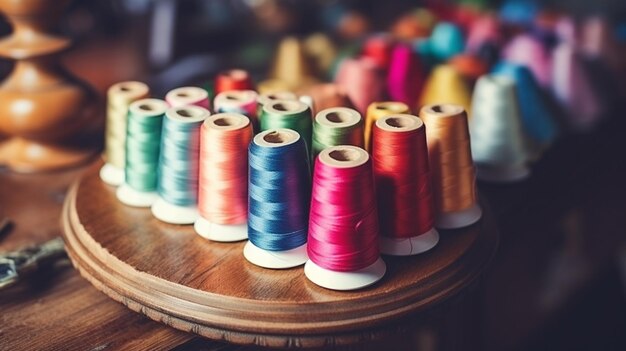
[1,0,625,350]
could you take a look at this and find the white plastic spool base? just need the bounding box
[475,163,530,183]
[116,184,159,207]
[151,198,199,225]
[436,203,483,229]
[99,163,124,186]
[194,217,248,242]
[380,227,439,256]
[243,241,308,269]
[304,258,386,291]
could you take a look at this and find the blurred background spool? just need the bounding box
[419,64,472,117]
[449,53,490,86]
[116,99,168,207]
[361,34,395,71]
[303,33,338,80]
[390,8,438,40]
[420,104,481,229]
[493,61,558,154]
[214,69,254,96]
[426,21,465,63]
[305,145,386,290]
[259,36,317,93]
[387,43,424,107]
[244,129,311,269]
[502,34,552,88]
[465,14,502,55]
[470,75,531,182]
[165,86,210,109]
[195,113,252,242]
[296,83,353,117]
[151,105,210,224]
[311,107,363,159]
[260,99,313,153]
[335,56,385,115]
[551,42,603,131]
[372,114,439,256]
[213,90,259,130]
[365,101,410,151]
[100,81,150,186]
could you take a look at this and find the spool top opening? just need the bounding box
[167,87,207,103]
[316,107,360,127]
[329,149,360,162]
[272,101,301,112]
[265,100,308,115]
[205,113,249,130]
[119,85,131,92]
[129,98,168,117]
[264,131,286,144]
[254,129,300,148]
[372,102,409,114]
[427,104,464,117]
[376,114,422,131]
[177,109,193,118]
[319,145,368,168]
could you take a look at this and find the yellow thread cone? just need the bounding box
[364,102,410,151]
[418,64,472,118]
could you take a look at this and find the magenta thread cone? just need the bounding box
[387,43,424,107]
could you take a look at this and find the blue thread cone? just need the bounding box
[428,22,465,62]
[499,0,538,26]
[492,61,558,146]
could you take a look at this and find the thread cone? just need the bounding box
[493,61,557,146]
[419,64,472,117]
[265,36,317,91]
[503,34,552,88]
[551,43,603,130]
[387,43,424,107]
[428,22,465,62]
[470,75,530,180]
[335,57,385,115]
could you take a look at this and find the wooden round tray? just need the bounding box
[62,162,498,348]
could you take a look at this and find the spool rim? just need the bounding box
[129,98,169,117]
[318,145,369,168]
[254,128,301,148]
[204,113,250,131]
[375,114,423,132]
[315,107,361,127]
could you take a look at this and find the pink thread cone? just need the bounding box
[335,57,385,115]
[466,14,502,53]
[551,43,603,130]
[503,34,552,88]
[387,43,424,107]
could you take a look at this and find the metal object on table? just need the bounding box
[0,237,66,290]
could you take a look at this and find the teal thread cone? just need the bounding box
[125,99,169,192]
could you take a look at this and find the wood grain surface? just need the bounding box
[62,161,499,348]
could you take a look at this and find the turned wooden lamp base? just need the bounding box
[0,137,98,173]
